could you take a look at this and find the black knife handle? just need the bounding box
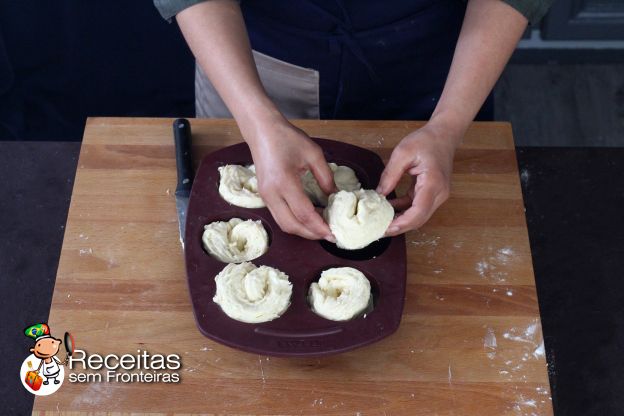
[173,118,194,195]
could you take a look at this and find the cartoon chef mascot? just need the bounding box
[24,323,65,385]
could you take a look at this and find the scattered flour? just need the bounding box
[498,247,514,258]
[311,398,324,407]
[70,382,115,407]
[447,363,452,385]
[259,358,266,384]
[475,246,515,282]
[484,327,498,359]
[503,332,536,345]
[516,396,537,408]
[520,168,530,186]
[525,322,538,337]
[533,341,545,359]
[497,320,546,389]
[410,234,440,247]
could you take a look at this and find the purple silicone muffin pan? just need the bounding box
[184,138,406,357]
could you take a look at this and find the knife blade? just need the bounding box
[173,118,194,249]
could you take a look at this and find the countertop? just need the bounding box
[2,118,622,414]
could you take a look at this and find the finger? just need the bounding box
[263,192,319,240]
[376,148,411,196]
[308,152,337,195]
[385,182,437,236]
[283,182,334,240]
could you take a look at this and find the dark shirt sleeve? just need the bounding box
[153,0,208,21]
[501,0,555,25]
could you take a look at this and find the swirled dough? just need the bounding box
[324,189,394,250]
[301,163,361,206]
[308,267,371,321]
[213,262,292,323]
[202,218,268,263]
[218,164,265,208]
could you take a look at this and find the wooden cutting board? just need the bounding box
[33,117,552,415]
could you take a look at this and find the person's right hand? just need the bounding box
[176,0,336,241]
[246,118,337,241]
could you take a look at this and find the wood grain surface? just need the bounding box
[33,117,552,415]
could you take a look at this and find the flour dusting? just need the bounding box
[70,382,115,407]
[259,358,266,384]
[410,234,440,247]
[474,246,515,282]
[498,247,514,258]
[447,363,452,385]
[484,327,498,359]
[533,341,545,359]
[520,168,530,186]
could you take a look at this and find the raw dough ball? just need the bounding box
[324,189,394,250]
[308,267,371,321]
[202,218,269,263]
[213,262,292,323]
[301,163,361,206]
[218,164,265,208]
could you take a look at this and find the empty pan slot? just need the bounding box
[319,237,391,261]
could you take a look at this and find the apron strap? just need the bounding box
[300,0,380,83]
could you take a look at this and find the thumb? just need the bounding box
[377,149,410,196]
[308,154,336,195]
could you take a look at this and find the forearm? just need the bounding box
[176,0,283,143]
[430,0,528,144]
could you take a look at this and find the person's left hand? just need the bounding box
[376,122,461,236]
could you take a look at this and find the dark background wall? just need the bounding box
[1,1,623,146]
[0,1,194,141]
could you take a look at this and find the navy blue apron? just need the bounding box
[240,0,494,121]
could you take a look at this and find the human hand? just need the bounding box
[246,118,337,240]
[377,122,461,236]
[178,0,334,240]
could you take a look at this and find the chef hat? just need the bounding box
[24,323,52,341]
